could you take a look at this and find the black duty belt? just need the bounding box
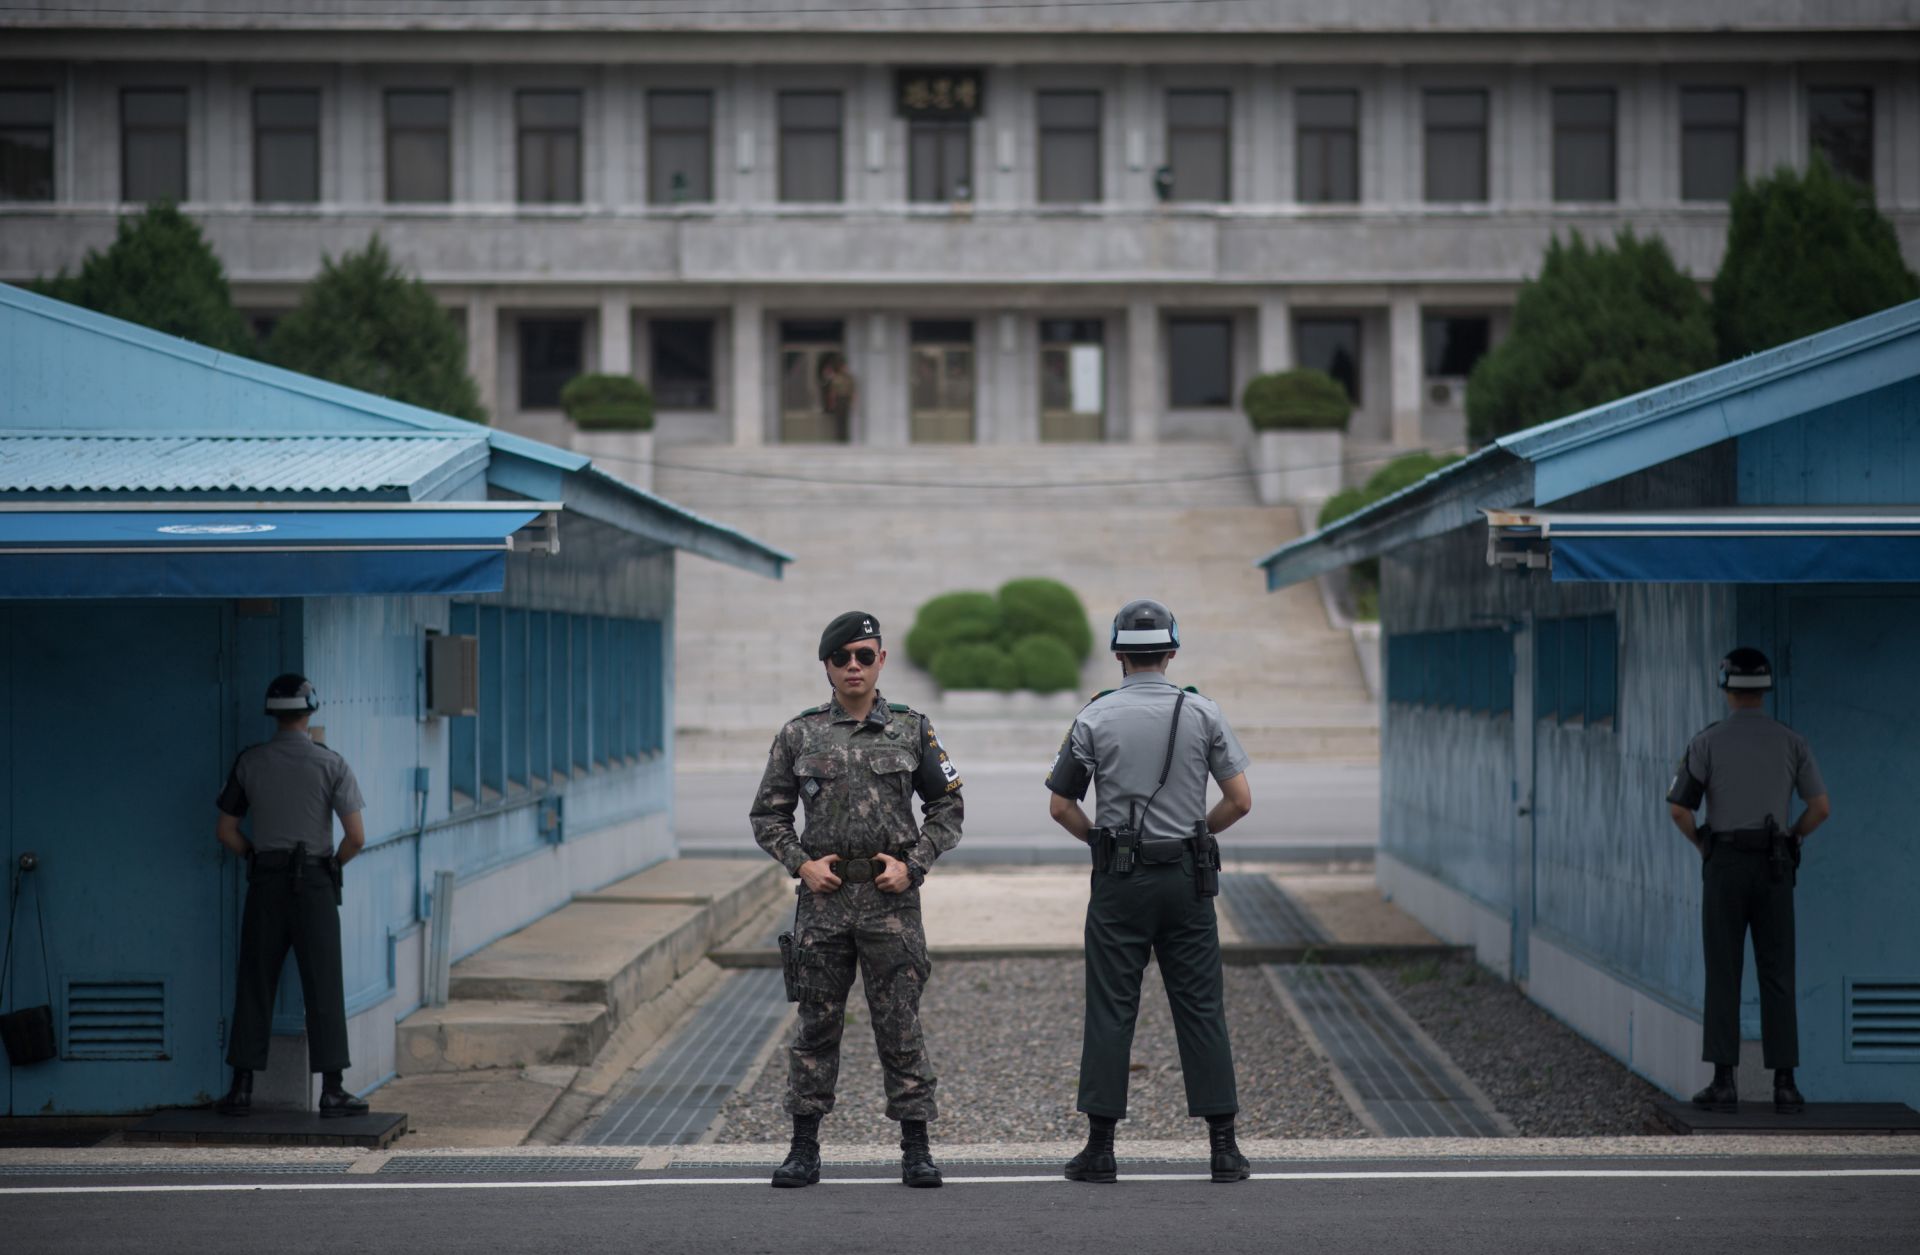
[1712,828,1775,852]
[1133,838,1188,865]
[824,854,895,884]
[250,848,331,869]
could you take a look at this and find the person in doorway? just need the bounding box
[1667,647,1832,1115]
[1046,598,1254,1184]
[818,352,856,440]
[750,611,964,1189]
[213,674,368,1118]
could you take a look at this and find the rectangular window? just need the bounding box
[1468,627,1492,713]
[517,89,582,204]
[478,606,505,800]
[529,611,550,788]
[1808,87,1873,189]
[1167,316,1233,407]
[648,89,713,204]
[778,90,843,203]
[1551,88,1616,202]
[591,617,612,767]
[386,89,451,204]
[0,88,55,201]
[651,319,715,409]
[1166,89,1230,202]
[909,119,972,202]
[505,609,528,792]
[1424,88,1488,203]
[1296,88,1359,204]
[1491,629,1514,716]
[122,88,188,203]
[570,615,591,773]
[640,620,664,753]
[1559,616,1588,726]
[448,604,478,807]
[1587,614,1618,725]
[1680,87,1743,202]
[1423,314,1491,379]
[548,610,570,777]
[254,89,320,204]
[1294,317,1361,404]
[1535,617,1560,723]
[518,318,584,410]
[1037,90,1101,203]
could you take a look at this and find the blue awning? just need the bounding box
[0,504,560,598]
[1484,509,1920,584]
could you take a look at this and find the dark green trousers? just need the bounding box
[1701,846,1797,1068]
[1079,860,1238,1119]
[227,860,351,1074]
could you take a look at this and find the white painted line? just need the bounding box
[2,1167,1917,1197]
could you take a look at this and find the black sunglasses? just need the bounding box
[829,647,879,668]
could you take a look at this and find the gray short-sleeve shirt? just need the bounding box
[1046,671,1251,841]
[216,728,366,854]
[1666,708,1825,832]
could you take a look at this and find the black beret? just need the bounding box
[819,611,882,661]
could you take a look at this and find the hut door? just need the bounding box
[1509,618,1536,983]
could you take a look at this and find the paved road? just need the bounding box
[676,760,1381,862]
[3,1156,1914,1254]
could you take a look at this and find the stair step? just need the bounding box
[396,1000,610,1075]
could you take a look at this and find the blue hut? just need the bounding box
[0,283,787,1115]
[1259,301,1920,1108]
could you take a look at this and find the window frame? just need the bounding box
[1679,85,1744,203]
[647,88,714,205]
[1036,89,1102,204]
[1807,85,1874,189]
[515,88,584,206]
[1295,88,1359,205]
[1165,88,1231,203]
[252,87,321,205]
[908,116,974,203]
[0,87,56,202]
[384,88,452,205]
[1165,315,1235,408]
[517,317,586,411]
[120,86,189,204]
[1422,88,1489,204]
[650,318,717,410]
[1550,87,1617,203]
[1293,316,1363,405]
[777,90,844,204]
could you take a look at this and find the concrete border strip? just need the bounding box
[345,1151,395,1175]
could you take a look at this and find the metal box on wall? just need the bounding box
[426,632,479,717]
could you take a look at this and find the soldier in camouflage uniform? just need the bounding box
[751,610,964,1190]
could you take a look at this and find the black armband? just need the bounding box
[1666,761,1706,809]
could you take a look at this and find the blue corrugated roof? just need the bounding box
[1256,298,1920,587]
[0,435,487,496]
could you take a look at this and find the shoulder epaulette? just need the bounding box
[797,703,830,718]
[1081,688,1116,708]
[888,701,914,714]
[1183,685,1202,695]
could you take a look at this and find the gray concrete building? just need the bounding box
[3,1,1917,455]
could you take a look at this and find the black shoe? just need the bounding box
[899,1119,943,1189]
[215,1070,253,1118]
[1207,1116,1250,1184]
[1774,1070,1805,1115]
[1064,1116,1117,1184]
[772,1115,822,1189]
[318,1078,369,1119]
[1691,1065,1738,1113]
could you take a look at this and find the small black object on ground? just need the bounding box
[1654,1099,1920,1135]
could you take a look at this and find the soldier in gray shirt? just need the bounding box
[213,674,368,1119]
[1047,599,1253,1185]
[1667,647,1831,1115]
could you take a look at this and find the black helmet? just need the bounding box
[265,673,320,715]
[1111,598,1180,654]
[1718,647,1772,692]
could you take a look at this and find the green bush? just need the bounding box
[1316,450,1463,622]
[1011,635,1081,693]
[931,642,1020,692]
[1316,487,1371,531]
[997,578,1093,662]
[562,373,655,431]
[1712,157,1920,362]
[905,591,1004,669]
[1241,369,1353,432]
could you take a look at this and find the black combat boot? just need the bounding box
[1774,1069,1805,1115]
[1690,1065,1738,1113]
[1206,1113,1250,1183]
[318,1071,370,1119]
[216,1069,253,1117]
[899,1119,943,1188]
[771,1114,823,1189]
[1064,1114,1117,1184]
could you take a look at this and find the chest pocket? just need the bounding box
[865,748,916,790]
[794,754,841,808]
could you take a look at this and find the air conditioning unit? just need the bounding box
[426,632,479,718]
[1427,378,1468,408]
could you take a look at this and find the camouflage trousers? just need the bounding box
[784,885,937,1122]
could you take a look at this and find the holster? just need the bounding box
[777,930,802,1003]
[1765,816,1799,886]
[1186,823,1221,899]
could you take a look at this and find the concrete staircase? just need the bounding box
[655,443,1379,768]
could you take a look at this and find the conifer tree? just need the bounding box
[31,203,253,355]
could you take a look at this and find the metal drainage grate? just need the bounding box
[0,1162,353,1176]
[381,1154,643,1175]
[582,967,791,1146]
[1275,964,1506,1138]
[671,1155,1087,1169]
[1222,874,1328,945]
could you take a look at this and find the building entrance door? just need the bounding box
[909,320,975,443]
[1040,319,1106,441]
[2,602,231,1115]
[779,320,849,443]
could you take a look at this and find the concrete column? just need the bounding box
[1121,65,1152,207]
[598,292,632,377]
[1389,294,1423,449]
[1127,298,1161,443]
[731,296,764,445]
[1377,67,1410,209]
[467,293,500,421]
[1256,294,1292,375]
[863,313,908,447]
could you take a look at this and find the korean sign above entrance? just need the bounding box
[896,69,984,120]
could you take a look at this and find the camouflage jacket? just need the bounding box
[750,691,964,878]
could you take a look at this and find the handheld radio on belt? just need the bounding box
[1099,691,1190,879]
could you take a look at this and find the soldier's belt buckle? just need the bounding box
[839,857,877,883]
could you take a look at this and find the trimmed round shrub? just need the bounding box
[931,642,1020,692]
[905,590,1003,669]
[1317,486,1371,530]
[1361,450,1459,499]
[996,578,1093,662]
[561,373,655,431]
[1241,369,1353,432]
[1011,634,1080,693]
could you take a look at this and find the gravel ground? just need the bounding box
[716,958,1365,1144]
[1376,955,1666,1136]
